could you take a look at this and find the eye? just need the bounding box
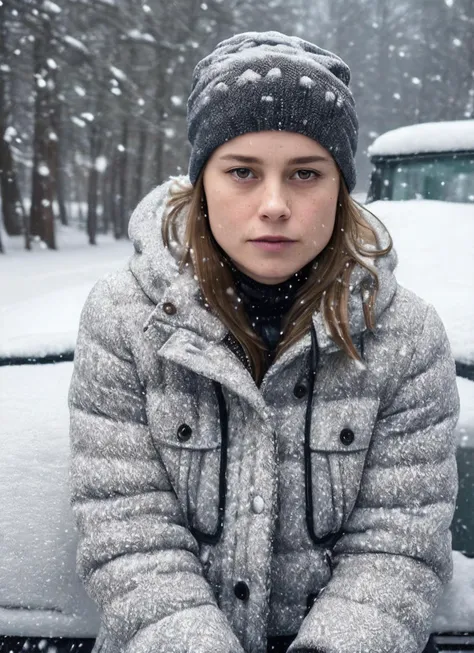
[229,168,255,180]
[294,169,320,180]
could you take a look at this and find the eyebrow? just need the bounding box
[218,154,331,165]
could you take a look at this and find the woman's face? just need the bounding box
[202,131,340,285]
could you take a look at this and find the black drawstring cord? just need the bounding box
[304,323,343,547]
[192,326,342,550]
[189,381,228,545]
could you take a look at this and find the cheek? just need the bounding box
[208,196,249,234]
[207,192,228,232]
[306,195,338,235]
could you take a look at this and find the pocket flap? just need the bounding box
[148,384,222,451]
[154,421,221,450]
[310,398,379,453]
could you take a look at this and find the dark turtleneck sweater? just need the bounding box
[228,261,313,373]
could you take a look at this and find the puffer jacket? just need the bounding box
[68,177,460,653]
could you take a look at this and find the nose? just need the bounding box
[257,180,291,221]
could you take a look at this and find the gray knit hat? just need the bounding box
[187,31,359,191]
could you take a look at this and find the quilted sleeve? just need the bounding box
[68,277,244,653]
[289,303,460,653]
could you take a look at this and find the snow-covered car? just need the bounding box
[367,119,474,206]
[366,119,474,380]
[365,119,474,651]
[1,187,473,651]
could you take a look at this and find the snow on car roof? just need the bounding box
[368,119,474,157]
[365,199,474,366]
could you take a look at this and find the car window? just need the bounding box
[391,154,474,203]
[368,153,474,203]
[452,442,474,557]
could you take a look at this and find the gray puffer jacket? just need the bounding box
[69,178,459,653]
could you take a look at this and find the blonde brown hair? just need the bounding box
[162,173,391,384]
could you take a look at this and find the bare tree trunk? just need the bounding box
[108,133,129,239]
[0,138,25,235]
[100,148,112,234]
[29,19,56,250]
[76,168,86,228]
[154,107,166,185]
[87,120,105,245]
[111,150,121,239]
[154,51,167,185]
[87,164,99,245]
[0,1,24,239]
[56,160,68,225]
[455,0,473,119]
[53,99,68,226]
[118,118,129,238]
[131,119,147,208]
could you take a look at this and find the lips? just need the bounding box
[251,236,295,242]
[250,237,296,252]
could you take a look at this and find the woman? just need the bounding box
[68,31,459,653]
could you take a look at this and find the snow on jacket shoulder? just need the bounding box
[68,179,460,653]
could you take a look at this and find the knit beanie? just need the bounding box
[187,31,359,191]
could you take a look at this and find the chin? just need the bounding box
[248,270,294,285]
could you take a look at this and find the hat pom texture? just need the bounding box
[187,31,359,191]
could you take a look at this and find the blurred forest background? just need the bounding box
[0,0,473,251]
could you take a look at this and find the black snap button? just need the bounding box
[162,302,177,316]
[177,423,192,442]
[234,581,250,601]
[340,428,355,446]
[293,383,307,399]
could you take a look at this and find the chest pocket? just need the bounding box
[147,377,227,544]
[307,397,379,543]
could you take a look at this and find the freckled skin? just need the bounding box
[203,131,340,285]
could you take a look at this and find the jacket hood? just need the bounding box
[127,176,398,352]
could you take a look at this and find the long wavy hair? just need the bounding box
[162,172,391,384]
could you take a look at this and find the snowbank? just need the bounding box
[0,228,131,359]
[368,120,474,157]
[433,550,474,632]
[457,377,474,448]
[367,200,474,365]
[0,362,99,636]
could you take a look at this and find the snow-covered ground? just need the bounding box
[433,550,474,632]
[0,361,99,637]
[0,226,131,358]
